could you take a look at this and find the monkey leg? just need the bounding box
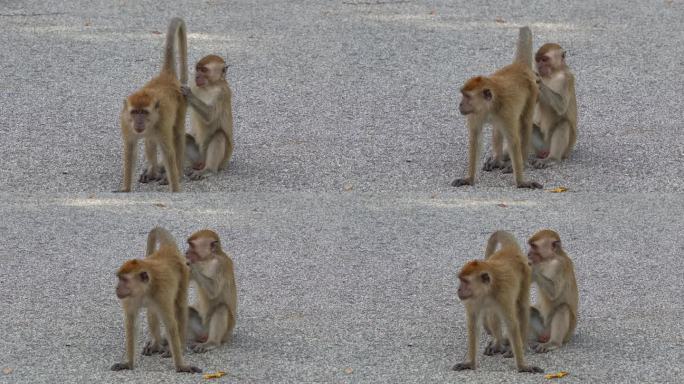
[158,138,181,191]
[501,308,543,373]
[187,306,208,344]
[530,122,570,169]
[159,304,201,373]
[188,132,226,181]
[528,306,549,344]
[139,139,163,183]
[506,136,542,189]
[191,305,229,353]
[533,305,571,353]
[452,121,483,187]
[483,128,507,172]
[142,310,168,356]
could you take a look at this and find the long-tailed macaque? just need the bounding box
[452,27,542,189]
[118,18,188,192]
[453,231,543,373]
[185,229,237,353]
[112,227,201,373]
[530,44,577,168]
[181,55,234,180]
[527,229,578,353]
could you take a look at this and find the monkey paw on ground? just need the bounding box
[530,158,556,169]
[482,156,510,172]
[484,341,509,356]
[188,170,207,181]
[532,342,556,353]
[139,168,163,183]
[142,340,168,356]
[190,342,215,354]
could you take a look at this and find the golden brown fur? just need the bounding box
[181,55,234,180]
[527,229,578,352]
[112,227,201,373]
[452,27,542,189]
[185,229,237,353]
[453,231,542,373]
[530,43,577,168]
[118,17,188,192]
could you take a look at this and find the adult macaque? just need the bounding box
[181,55,234,180]
[453,231,543,373]
[185,229,237,353]
[452,27,542,189]
[118,18,188,192]
[527,229,579,353]
[530,43,577,168]
[112,227,201,373]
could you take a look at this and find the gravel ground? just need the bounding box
[0,1,682,383]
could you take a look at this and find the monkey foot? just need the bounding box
[483,157,509,172]
[530,158,556,169]
[188,170,207,181]
[142,341,167,356]
[111,362,132,371]
[484,341,507,356]
[452,362,475,371]
[176,364,202,373]
[502,349,514,358]
[191,342,215,354]
[532,342,557,353]
[517,181,543,189]
[518,365,544,373]
[451,178,473,187]
[139,169,162,183]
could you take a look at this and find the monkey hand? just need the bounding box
[142,340,167,356]
[177,364,202,373]
[534,72,541,84]
[181,85,192,97]
[451,177,473,187]
[518,365,544,373]
[111,362,133,371]
[452,362,475,371]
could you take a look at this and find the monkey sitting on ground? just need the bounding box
[118,18,188,192]
[185,229,238,353]
[112,227,201,373]
[527,229,578,353]
[529,44,577,168]
[452,27,542,189]
[453,231,543,373]
[181,55,234,180]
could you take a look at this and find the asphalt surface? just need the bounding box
[0,1,682,383]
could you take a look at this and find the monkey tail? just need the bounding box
[161,17,188,84]
[485,230,521,258]
[514,26,533,68]
[146,226,178,256]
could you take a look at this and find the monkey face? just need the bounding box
[186,236,216,264]
[116,272,149,299]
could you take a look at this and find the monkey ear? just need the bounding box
[483,89,492,101]
[139,271,149,282]
[210,241,219,252]
[561,50,566,59]
[154,100,161,110]
[552,240,561,250]
[480,272,491,284]
[222,65,227,74]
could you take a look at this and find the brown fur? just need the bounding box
[530,43,578,168]
[527,229,578,352]
[452,27,542,189]
[453,230,542,373]
[118,18,188,192]
[182,55,234,180]
[112,227,200,373]
[185,230,238,353]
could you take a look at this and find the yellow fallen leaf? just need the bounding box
[203,371,226,379]
[546,187,568,193]
[2,367,13,375]
[343,183,354,192]
[544,371,568,379]
[344,367,354,374]
[153,202,167,208]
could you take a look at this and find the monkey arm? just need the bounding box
[538,82,569,116]
[532,268,563,301]
[190,267,223,299]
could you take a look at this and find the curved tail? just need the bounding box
[146,226,178,256]
[160,17,188,84]
[514,26,533,68]
[485,230,521,258]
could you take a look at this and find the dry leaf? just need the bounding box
[495,17,506,23]
[343,183,354,191]
[344,367,354,374]
[430,192,438,199]
[544,371,568,379]
[2,368,13,375]
[497,203,508,208]
[151,30,162,35]
[153,203,167,208]
[203,371,226,379]
[546,187,568,193]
